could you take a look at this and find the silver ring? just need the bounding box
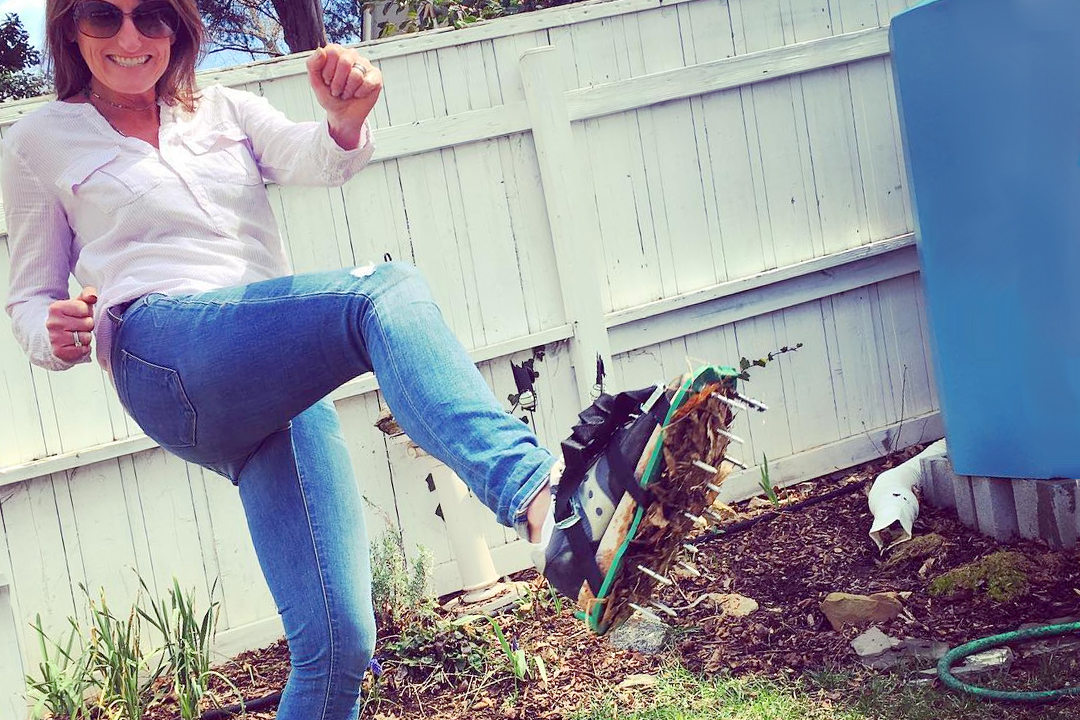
[72,331,82,348]
[352,61,368,77]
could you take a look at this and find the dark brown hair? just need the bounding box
[45,0,205,111]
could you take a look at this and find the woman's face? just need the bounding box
[73,0,176,99]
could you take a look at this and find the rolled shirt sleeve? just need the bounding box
[2,144,84,371]
[216,85,375,187]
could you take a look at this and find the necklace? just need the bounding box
[86,87,157,112]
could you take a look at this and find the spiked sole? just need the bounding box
[575,365,746,634]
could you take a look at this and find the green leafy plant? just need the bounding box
[370,527,436,632]
[489,617,528,681]
[82,586,159,720]
[757,454,780,509]
[25,615,94,720]
[737,343,803,382]
[138,577,238,720]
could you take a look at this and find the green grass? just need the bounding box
[571,662,1080,720]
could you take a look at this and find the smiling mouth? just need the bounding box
[108,55,152,67]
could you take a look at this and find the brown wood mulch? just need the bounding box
[144,448,1080,720]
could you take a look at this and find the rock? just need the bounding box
[852,627,904,658]
[856,634,950,670]
[617,674,658,690]
[820,592,904,631]
[901,638,950,662]
[748,497,775,509]
[1016,617,1080,658]
[608,611,671,654]
[708,593,759,617]
[921,647,1014,682]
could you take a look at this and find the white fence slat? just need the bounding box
[777,302,843,451]
[200,469,277,630]
[521,45,614,402]
[0,479,78,668]
[0,255,46,466]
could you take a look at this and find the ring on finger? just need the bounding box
[351,61,368,77]
[72,331,83,348]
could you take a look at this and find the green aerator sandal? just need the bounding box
[539,365,766,634]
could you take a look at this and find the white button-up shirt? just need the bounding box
[2,84,374,373]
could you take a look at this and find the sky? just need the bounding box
[0,0,248,70]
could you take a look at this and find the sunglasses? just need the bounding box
[72,1,179,39]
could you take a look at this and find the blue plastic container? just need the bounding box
[890,0,1080,477]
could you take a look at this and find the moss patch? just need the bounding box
[928,550,1032,602]
[884,533,946,568]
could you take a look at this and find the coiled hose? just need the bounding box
[938,621,1080,702]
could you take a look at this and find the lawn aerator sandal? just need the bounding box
[540,365,765,634]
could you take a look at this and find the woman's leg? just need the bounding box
[109,262,557,720]
[236,399,375,720]
[111,261,555,527]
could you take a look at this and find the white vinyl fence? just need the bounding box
[0,0,938,711]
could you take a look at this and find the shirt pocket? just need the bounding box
[180,125,263,187]
[57,146,162,214]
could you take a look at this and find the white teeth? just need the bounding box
[109,55,150,67]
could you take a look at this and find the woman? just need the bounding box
[2,2,558,718]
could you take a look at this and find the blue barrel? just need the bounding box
[890,0,1080,477]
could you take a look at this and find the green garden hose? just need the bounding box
[938,621,1080,702]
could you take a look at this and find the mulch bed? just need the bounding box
[145,448,1080,720]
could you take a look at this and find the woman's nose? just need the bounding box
[115,16,143,50]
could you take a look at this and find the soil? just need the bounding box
[144,448,1080,720]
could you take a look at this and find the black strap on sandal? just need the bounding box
[553,385,672,595]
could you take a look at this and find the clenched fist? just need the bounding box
[46,286,97,362]
[306,44,383,150]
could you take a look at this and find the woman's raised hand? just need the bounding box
[46,287,97,362]
[306,44,383,149]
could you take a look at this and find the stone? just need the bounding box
[952,647,1015,677]
[820,592,904,631]
[970,476,1019,542]
[900,638,950,663]
[706,593,759,617]
[952,473,978,529]
[916,647,1014,685]
[608,611,671,654]
[922,456,957,510]
[1016,617,1080,658]
[1012,478,1079,550]
[851,627,903,658]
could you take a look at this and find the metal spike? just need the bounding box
[677,561,701,578]
[641,384,666,413]
[627,602,665,624]
[705,508,726,523]
[711,392,749,412]
[683,511,707,527]
[706,482,723,494]
[733,392,768,412]
[682,543,699,554]
[723,455,748,470]
[693,459,718,474]
[637,564,674,586]
[650,600,679,617]
[717,428,745,444]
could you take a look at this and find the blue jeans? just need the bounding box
[109,262,556,720]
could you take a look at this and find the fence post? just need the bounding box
[520,45,614,404]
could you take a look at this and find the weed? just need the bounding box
[757,454,780,508]
[25,615,94,720]
[138,577,238,720]
[82,586,157,720]
[370,527,435,632]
